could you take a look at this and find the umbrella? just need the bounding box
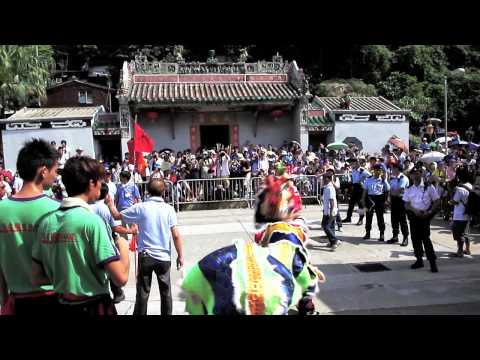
[327,141,348,151]
[289,140,301,147]
[388,136,407,151]
[468,142,479,150]
[420,151,446,164]
[426,118,442,124]
[451,140,469,147]
[435,137,452,144]
[343,137,363,150]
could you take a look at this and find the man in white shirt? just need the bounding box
[12,173,23,195]
[403,166,441,272]
[449,167,472,257]
[322,173,340,250]
[105,170,117,200]
[60,140,71,158]
[216,151,230,178]
[257,150,270,174]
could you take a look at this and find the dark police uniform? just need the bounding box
[363,175,390,240]
[389,173,410,244]
[344,167,370,223]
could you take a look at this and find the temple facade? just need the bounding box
[117,52,311,154]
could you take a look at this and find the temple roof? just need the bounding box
[128,82,301,103]
[119,55,306,105]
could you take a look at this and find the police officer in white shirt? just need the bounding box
[403,165,441,272]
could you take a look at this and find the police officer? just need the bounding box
[343,158,370,225]
[403,166,441,272]
[387,163,410,246]
[362,164,390,241]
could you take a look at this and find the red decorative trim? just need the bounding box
[307,110,326,117]
[246,74,287,82]
[134,75,178,83]
[179,74,246,83]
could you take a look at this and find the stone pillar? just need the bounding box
[294,97,310,151]
[119,102,131,161]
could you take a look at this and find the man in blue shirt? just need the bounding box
[115,171,141,212]
[343,158,370,225]
[362,164,390,241]
[387,163,410,246]
[91,183,139,304]
[107,179,184,315]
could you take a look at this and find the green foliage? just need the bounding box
[358,45,393,83]
[409,134,421,148]
[393,45,449,82]
[313,78,377,97]
[0,45,54,116]
[377,71,433,126]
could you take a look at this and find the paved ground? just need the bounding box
[115,203,480,315]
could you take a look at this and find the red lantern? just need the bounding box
[271,109,283,119]
[146,111,158,121]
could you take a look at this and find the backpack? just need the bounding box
[459,185,480,216]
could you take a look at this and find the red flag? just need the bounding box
[130,123,154,153]
[129,234,137,252]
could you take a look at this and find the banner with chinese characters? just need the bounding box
[190,125,198,151]
[231,124,239,147]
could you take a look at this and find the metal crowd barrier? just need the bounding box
[114,174,335,212]
[175,177,256,212]
[174,174,323,211]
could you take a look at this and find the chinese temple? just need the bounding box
[117,51,311,154]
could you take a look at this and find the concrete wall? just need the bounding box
[237,111,293,148]
[137,111,295,151]
[138,113,191,151]
[334,121,409,154]
[2,127,95,172]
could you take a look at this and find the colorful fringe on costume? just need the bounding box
[181,219,324,315]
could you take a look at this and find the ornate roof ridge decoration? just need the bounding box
[129,54,291,75]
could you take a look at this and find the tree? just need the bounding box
[358,45,393,83]
[392,45,449,82]
[0,45,55,117]
[377,71,433,130]
[312,78,377,97]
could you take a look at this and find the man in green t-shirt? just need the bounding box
[32,156,130,315]
[0,139,60,315]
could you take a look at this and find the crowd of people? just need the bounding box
[0,124,479,315]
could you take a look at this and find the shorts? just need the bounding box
[452,220,469,241]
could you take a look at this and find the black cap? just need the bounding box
[392,163,404,172]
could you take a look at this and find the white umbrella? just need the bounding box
[426,118,442,124]
[420,151,446,164]
[435,137,452,144]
